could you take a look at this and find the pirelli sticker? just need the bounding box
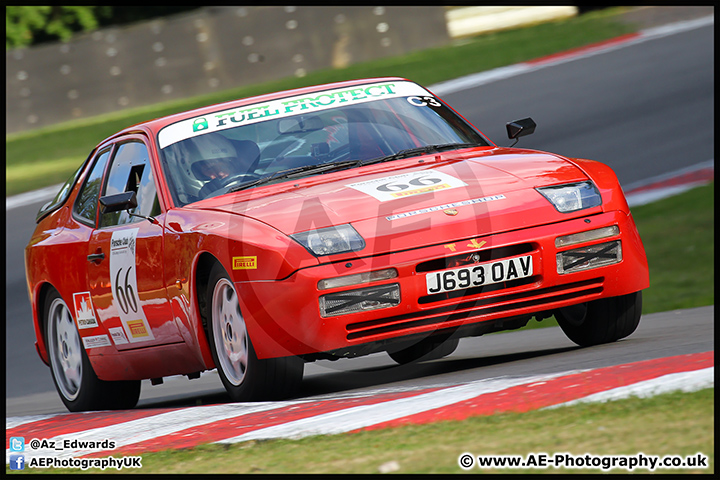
[72,292,98,330]
[233,256,257,270]
[348,170,467,202]
[126,319,150,338]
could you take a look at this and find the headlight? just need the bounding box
[536,181,602,213]
[290,224,365,256]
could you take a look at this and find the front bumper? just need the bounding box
[239,210,648,359]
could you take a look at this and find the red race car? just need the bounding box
[25,77,649,412]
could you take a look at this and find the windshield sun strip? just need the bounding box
[157,81,431,150]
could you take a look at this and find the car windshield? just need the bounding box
[158,80,490,206]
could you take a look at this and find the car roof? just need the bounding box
[116,76,410,138]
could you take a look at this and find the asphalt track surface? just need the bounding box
[5,18,713,417]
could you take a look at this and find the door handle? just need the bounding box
[87,252,105,262]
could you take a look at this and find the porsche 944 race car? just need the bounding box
[25,77,649,412]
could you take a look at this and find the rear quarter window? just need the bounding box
[35,156,89,223]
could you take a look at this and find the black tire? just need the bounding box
[44,289,140,412]
[206,262,303,401]
[388,336,459,365]
[555,291,642,347]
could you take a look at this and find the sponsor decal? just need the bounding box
[348,170,466,202]
[407,96,442,107]
[108,327,129,345]
[193,117,209,132]
[126,319,150,339]
[233,256,257,270]
[385,194,507,220]
[468,239,487,249]
[445,240,486,252]
[158,80,430,148]
[109,229,155,342]
[82,334,112,349]
[72,292,98,329]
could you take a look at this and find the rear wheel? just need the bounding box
[206,263,303,401]
[555,291,642,347]
[388,336,459,365]
[44,289,140,412]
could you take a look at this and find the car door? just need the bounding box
[86,136,183,349]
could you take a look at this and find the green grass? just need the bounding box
[631,183,715,312]
[5,7,636,196]
[5,157,87,196]
[12,388,712,474]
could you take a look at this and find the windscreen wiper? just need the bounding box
[359,143,482,167]
[226,143,481,193]
[226,159,360,193]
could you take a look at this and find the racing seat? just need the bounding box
[231,139,261,174]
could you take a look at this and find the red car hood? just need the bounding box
[196,148,595,252]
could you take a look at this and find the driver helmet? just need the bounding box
[188,133,239,182]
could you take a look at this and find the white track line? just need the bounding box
[545,367,714,408]
[429,15,713,96]
[623,159,714,192]
[6,183,63,211]
[626,183,711,207]
[5,414,70,431]
[215,371,575,445]
[6,372,573,461]
[624,159,713,207]
[14,401,302,459]
[7,363,713,461]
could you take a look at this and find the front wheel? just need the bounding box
[206,263,303,401]
[44,289,140,412]
[555,291,642,347]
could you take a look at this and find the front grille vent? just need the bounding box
[346,277,604,341]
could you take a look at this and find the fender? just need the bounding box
[566,158,631,214]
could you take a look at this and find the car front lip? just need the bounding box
[235,210,648,360]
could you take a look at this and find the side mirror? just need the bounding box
[506,117,536,140]
[99,191,137,214]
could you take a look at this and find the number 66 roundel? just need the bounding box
[347,169,467,202]
[109,228,155,342]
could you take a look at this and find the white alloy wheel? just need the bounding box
[47,296,83,401]
[211,277,249,386]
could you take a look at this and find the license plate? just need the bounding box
[425,255,533,294]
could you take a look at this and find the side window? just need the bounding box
[37,156,88,222]
[74,149,111,225]
[100,141,161,228]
